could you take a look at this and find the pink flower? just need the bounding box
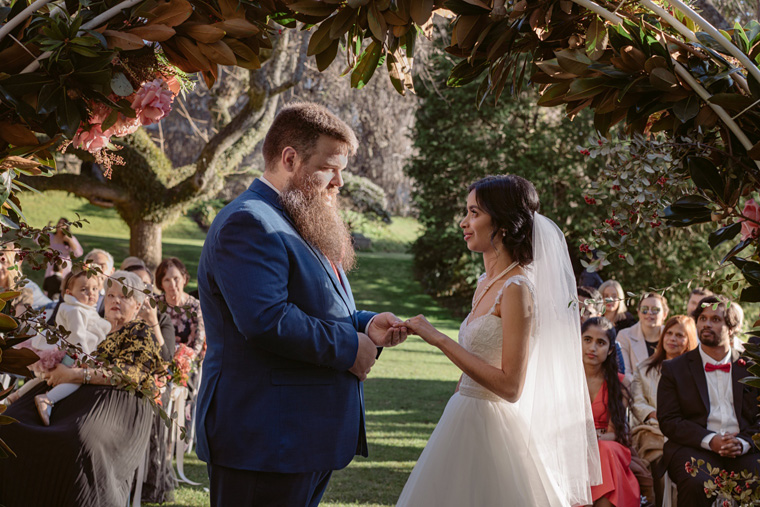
[89,101,112,124]
[72,124,110,153]
[738,358,746,366]
[104,113,141,138]
[131,78,174,126]
[740,199,760,241]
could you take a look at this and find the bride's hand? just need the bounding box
[404,315,443,346]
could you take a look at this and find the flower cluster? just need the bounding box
[740,198,760,241]
[71,77,177,155]
[685,459,760,505]
[170,343,195,387]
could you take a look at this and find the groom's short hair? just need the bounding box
[263,102,358,170]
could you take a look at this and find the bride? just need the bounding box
[398,175,601,506]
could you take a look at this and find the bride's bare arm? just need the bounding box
[406,283,532,403]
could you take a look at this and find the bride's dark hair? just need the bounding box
[468,175,540,266]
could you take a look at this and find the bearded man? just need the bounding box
[658,295,760,506]
[195,103,408,506]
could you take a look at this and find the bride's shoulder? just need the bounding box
[497,274,534,306]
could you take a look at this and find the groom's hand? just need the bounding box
[367,312,408,347]
[349,333,376,382]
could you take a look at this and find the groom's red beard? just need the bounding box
[280,171,356,272]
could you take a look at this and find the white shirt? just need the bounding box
[698,345,750,454]
[257,176,377,337]
[259,175,281,195]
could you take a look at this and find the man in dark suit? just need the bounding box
[195,103,408,506]
[658,295,760,506]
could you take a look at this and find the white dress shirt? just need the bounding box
[698,345,750,454]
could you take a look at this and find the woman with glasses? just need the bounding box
[598,280,636,332]
[617,292,669,383]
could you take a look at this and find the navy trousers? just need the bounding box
[208,464,333,507]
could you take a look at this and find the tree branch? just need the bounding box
[168,30,308,202]
[19,172,129,207]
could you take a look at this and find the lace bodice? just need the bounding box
[458,275,535,403]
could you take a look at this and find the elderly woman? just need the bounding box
[599,280,637,331]
[631,315,697,506]
[156,257,205,359]
[0,271,165,507]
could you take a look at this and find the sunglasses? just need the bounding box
[640,306,662,315]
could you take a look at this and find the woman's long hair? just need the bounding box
[645,315,698,375]
[582,317,631,447]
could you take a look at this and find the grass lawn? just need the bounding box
[17,190,463,506]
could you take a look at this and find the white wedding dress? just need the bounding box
[396,275,564,507]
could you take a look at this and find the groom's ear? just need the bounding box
[281,146,298,173]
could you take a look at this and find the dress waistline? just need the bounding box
[458,384,506,403]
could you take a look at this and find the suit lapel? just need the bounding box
[250,179,353,312]
[688,350,710,412]
[732,348,744,423]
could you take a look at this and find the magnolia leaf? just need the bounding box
[585,17,608,61]
[708,222,741,249]
[102,30,144,51]
[672,95,700,123]
[689,156,724,198]
[410,0,434,25]
[649,67,678,91]
[197,40,237,66]
[307,17,336,56]
[146,0,193,27]
[351,41,382,89]
[367,1,388,42]
[315,38,340,72]
[287,0,339,17]
[128,24,176,42]
[330,6,357,39]
[211,18,259,38]
[180,23,227,44]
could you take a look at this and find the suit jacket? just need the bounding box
[195,179,376,473]
[631,358,660,425]
[657,348,760,472]
[618,322,659,384]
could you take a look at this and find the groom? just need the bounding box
[195,102,407,506]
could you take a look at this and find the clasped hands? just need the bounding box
[349,312,440,381]
[709,432,745,458]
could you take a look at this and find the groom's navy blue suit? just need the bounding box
[195,179,375,503]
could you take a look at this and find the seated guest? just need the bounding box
[45,217,83,279]
[120,256,146,270]
[618,292,669,383]
[582,317,642,507]
[0,245,52,310]
[156,257,205,360]
[0,271,165,507]
[83,248,115,314]
[124,263,176,504]
[599,280,637,331]
[579,286,603,323]
[631,315,697,505]
[43,263,64,300]
[686,287,714,317]
[580,287,626,374]
[658,296,760,507]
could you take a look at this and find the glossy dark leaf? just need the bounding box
[740,286,760,303]
[672,95,700,123]
[689,156,724,198]
[722,238,752,264]
[447,59,490,87]
[708,222,741,249]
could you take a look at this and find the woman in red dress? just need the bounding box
[582,317,641,507]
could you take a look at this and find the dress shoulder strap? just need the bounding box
[490,275,535,315]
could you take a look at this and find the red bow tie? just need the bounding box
[705,363,731,373]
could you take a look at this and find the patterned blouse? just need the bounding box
[96,320,165,393]
[156,294,205,357]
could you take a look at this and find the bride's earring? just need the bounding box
[501,230,506,237]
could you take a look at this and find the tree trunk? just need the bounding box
[129,220,163,270]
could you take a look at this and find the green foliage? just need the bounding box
[340,171,392,223]
[406,44,605,312]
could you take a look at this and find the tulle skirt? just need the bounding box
[397,392,563,507]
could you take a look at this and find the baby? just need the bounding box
[10,269,111,425]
